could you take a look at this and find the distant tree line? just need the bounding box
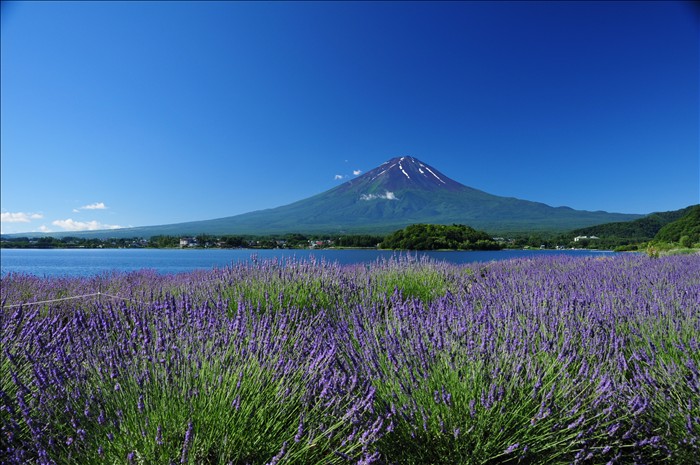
[0,236,149,249]
[0,233,384,250]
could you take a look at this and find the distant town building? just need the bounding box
[573,235,599,242]
[179,237,197,248]
[308,239,333,248]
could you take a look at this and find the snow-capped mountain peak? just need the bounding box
[359,156,464,192]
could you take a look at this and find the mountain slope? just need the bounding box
[16,156,643,238]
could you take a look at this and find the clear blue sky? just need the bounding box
[2,1,698,234]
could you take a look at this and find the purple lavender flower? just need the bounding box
[505,443,519,454]
[567,415,585,430]
[181,421,193,464]
[3,253,700,464]
[441,386,452,406]
[294,416,305,443]
[333,449,351,461]
[357,451,381,465]
[266,441,287,465]
[156,425,163,445]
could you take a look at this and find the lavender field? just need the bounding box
[1,254,699,464]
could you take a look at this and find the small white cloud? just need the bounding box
[353,169,362,176]
[72,209,80,213]
[37,225,52,233]
[79,202,107,210]
[334,174,345,180]
[360,191,398,201]
[52,218,122,231]
[1,212,44,223]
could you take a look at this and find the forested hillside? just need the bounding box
[380,224,500,250]
[568,205,696,243]
[654,205,700,247]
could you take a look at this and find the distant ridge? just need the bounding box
[7,156,643,238]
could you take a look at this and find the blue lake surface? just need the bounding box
[0,248,617,277]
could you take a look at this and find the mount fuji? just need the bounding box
[58,156,642,238]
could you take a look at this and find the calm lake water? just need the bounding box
[0,248,616,277]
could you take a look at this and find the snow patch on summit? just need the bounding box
[370,162,397,181]
[398,162,410,179]
[366,156,452,188]
[423,165,446,184]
